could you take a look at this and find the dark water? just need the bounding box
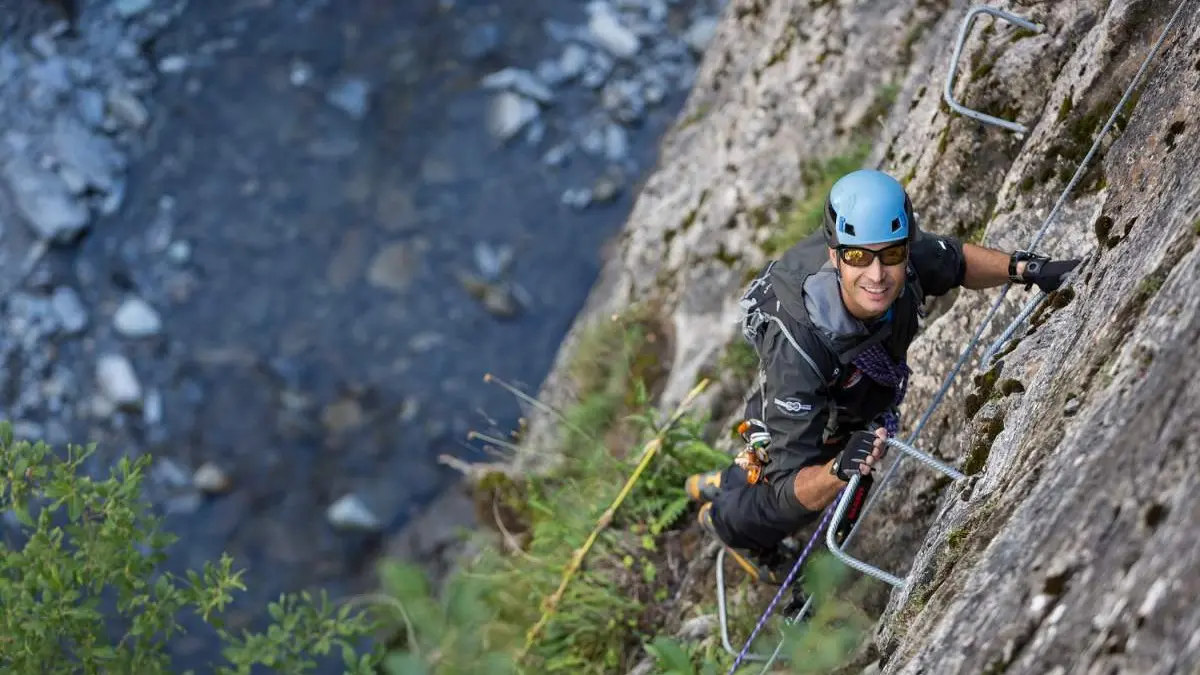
[59,0,696,669]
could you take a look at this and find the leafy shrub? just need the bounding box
[0,423,381,674]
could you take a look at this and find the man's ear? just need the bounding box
[827,248,838,267]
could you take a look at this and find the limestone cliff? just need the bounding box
[507,0,1199,671]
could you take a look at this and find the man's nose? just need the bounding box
[865,257,886,281]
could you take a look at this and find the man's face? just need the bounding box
[828,241,908,320]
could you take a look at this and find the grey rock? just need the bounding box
[486,92,540,142]
[113,296,162,338]
[588,7,640,59]
[96,354,142,407]
[327,494,383,532]
[473,242,512,281]
[683,16,719,54]
[535,59,565,87]
[558,43,590,81]
[524,118,546,146]
[561,187,592,211]
[193,462,233,494]
[602,79,646,124]
[326,77,371,120]
[604,124,628,162]
[591,173,621,204]
[107,87,149,129]
[76,89,107,128]
[142,389,163,425]
[31,33,58,59]
[676,614,717,640]
[290,60,314,86]
[51,286,88,334]
[0,153,90,242]
[67,57,96,84]
[582,50,615,89]
[27,59,73,109]
[480,67,554,104]
[157,55,188,74]
[100,178,126,216]
[57,165,90,195]
[580,125,607,156]
[645,0,668,22]
[542,142,573,167]
[52,115,126,192]
[167,240,191,264]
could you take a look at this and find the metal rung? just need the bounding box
[826,438,967,588]
[715,548,813,663]
[944,6,1045,135]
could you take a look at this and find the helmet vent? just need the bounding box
[891,218,901,232]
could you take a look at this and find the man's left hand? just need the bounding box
[861,427,889,475]
[1023,258,1081,294]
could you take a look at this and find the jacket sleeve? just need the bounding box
[910,229,967,298]
[758,326,835,472]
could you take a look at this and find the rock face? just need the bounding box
[502,0,1200,671]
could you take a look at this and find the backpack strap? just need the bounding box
[738,263,842,432]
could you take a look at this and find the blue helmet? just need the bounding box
[822,169,917,248]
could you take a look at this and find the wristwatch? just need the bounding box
[1009,250,1048,285]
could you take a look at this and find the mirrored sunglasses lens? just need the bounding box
[841,248,871,266]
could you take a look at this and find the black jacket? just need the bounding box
[738,229,967,480]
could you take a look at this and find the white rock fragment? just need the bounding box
[96,354,142,406]
[193,462,233,494]
[683,17,719,54]
[51,287,88,334]
[326,494,383,531]
[113,296,162,337]
[588,8,640,59]
[487,92,540,141]
[480,67,554,104]
[0,153,90,241]
[326,77,371,120]
[558,43,590,81]
[107,87,149,129]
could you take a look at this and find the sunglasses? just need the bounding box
[837,242,909,268]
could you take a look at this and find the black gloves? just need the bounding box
[830,430,878,482]
[1010,251,1082,294]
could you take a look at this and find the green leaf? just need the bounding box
[645,636,695,674]
[383,652,430,675]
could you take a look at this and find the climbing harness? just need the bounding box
[716,1,1191,670]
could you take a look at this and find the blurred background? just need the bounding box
[0,0,724,669]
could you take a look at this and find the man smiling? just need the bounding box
[686,169,1081,584]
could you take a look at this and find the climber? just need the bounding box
[685,169,1080,584]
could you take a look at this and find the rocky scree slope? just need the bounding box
[486,0,1200,670]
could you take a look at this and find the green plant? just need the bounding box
[766,142,872,255]
[644,636,720,675]
[377,313,730,673]
[783,552,874,673]
[0,423,381,674]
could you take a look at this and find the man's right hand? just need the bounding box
[830,430,888,481]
